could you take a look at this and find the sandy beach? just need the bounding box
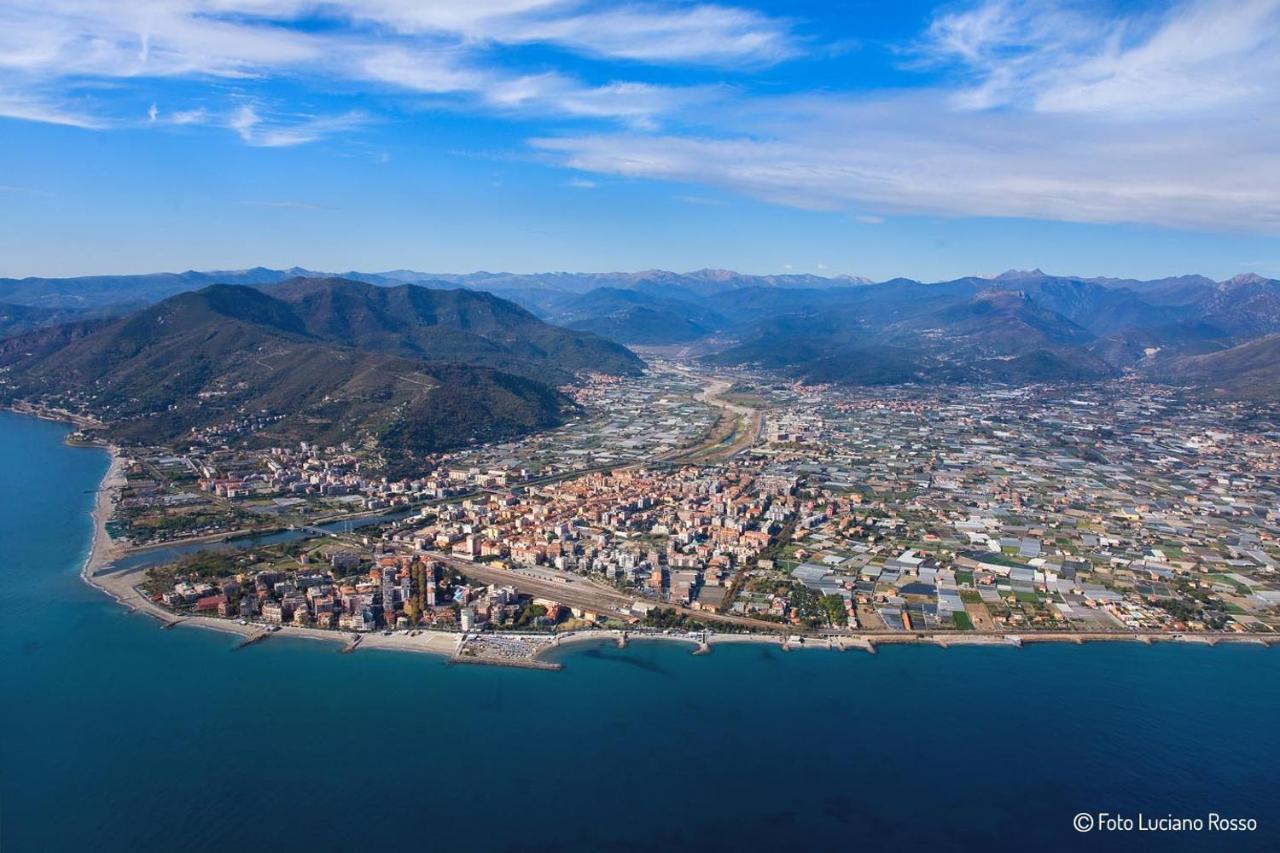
[81,446,127,579]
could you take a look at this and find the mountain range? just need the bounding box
[0,278,641,456]
[0,266,869,311]
[2,265,1279,400]
[708,271,1280,390]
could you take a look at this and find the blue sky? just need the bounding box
[1,0,1277,281]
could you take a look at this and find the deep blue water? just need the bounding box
[1,410,1277,853]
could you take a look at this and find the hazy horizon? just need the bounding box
[0,263,1270,285]
[2,0,1277,281]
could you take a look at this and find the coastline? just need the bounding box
[75,442,465,658]
[62,422,1278,668]
[530,625,1277,664]
[82,445,126,580]
[6,401,103,430]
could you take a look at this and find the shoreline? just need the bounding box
[81,445,127,581]
[56,419,1279,668]
[72,441,463,658]
[531,626,1278,664]
[6,401,103,430]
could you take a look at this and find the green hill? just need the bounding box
[0,281,610,455]
[265,277,643,381]
[1153,335,1280,399]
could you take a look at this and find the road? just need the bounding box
[119,363,778,625]
[430,552,798,633]
[428,554,1280,643]
[431,553,640,618]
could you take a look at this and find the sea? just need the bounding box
[1,409,1277,853]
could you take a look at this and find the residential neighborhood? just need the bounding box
[117,364,1279,666]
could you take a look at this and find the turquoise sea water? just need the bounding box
[1,410,1277,853]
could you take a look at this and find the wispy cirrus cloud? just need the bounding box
[0,0,791,136]
[918,0,1280,115]
[168,107,210,126]
[228,104,370,147]
[0,89,107,129]
[0,0,323,80]
[533,97,1280,232]
[534,0,1280,233]
[290,1,795,65]
[1,0,1276,238]
[503,4,797,65]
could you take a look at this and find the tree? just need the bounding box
[820,594,846,626]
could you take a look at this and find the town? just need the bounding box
[95,362,1280,667]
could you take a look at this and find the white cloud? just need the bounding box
[1,0,1275,238]
[507,4,797,65]
[169,107,209,125]
[229,104,260,139]
[485,75,720,126]
[920,0,1280,116]
[0,90,105,128]
[0,0,324,80]
[356,46,486,95]
[567,177,597,188]
[228,103,370,146]
[0,0,756,133]
[532,1,1280,234]
[532,84,1280,232]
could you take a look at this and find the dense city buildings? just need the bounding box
[97,363,1278,665]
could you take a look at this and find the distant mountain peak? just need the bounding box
[686,268,738,281]
[1222,272,1272,286]
[994,268,1047,281]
